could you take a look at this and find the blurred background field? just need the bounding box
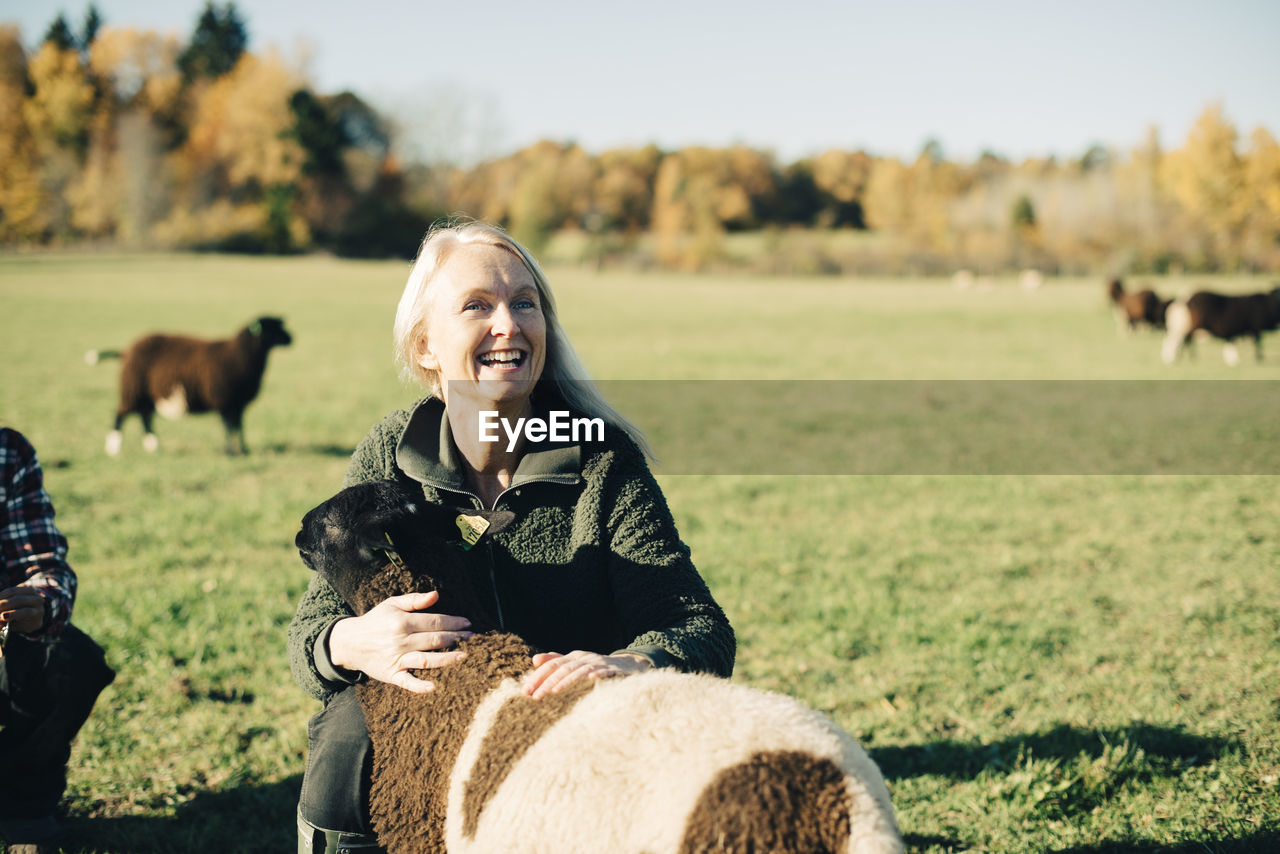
[1,254,1278,853]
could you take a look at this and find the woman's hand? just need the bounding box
[327,590,473,694]
[0,586,47,635]
[522,650,652,700]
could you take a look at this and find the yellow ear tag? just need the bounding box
[456,514,490,550]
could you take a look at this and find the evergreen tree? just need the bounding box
[288,89,349,177]
[81,6,102,50]
[178,2,248,81]
[43,14,76,50]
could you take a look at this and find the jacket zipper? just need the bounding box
[428,476,573,634]
[485,538,505,630]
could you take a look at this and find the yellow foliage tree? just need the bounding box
[23,42,95,153]
[161,50,307,247]
[89,26,182,114]
[1241,127,1280,267]
[0,26,46,241]
[182,51,305,189]
[1163,103,1247,252]
[592,145,660,232]
[650,146,778,269]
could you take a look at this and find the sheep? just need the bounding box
[295,480,904,854]
[1161,287,1280,365]
[1108,278,1170,333]
[89,317,292,455]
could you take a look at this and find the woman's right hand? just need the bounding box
[327,590,472,693]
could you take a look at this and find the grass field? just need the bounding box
[1,252,1278,853]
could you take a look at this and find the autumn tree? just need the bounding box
[156,50,307,250]
[0,27,44,241]
[806,149,871,227]
[865,141,965,264]
[1241,127,1280,269]
[650,146,780,269]
[592,145,660,233]
[1163,103,1246,264]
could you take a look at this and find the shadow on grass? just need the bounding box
[880,723,1252,853]
[903,832,968,852]
[900,831,1280,854]
[56,774,301,854]
[1048,829,1280,854]
[259,442,353,458]
[871,722,1233,782]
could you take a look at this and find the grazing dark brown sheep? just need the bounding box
[1108,278,1171,333]
[1162,287,1280,365]
[296,480,902,854]
[90,317,292,455]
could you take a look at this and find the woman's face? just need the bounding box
[417,242,547,409]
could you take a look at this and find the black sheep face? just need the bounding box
[296,480,513,620]
[252,316,293,348]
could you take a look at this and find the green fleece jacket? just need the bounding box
[288,396,736,702]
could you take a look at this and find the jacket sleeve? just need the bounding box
[603,446,736,677]
[287,418,400,701]
[1,430,77,639]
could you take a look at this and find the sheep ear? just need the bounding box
[351,532,395,568]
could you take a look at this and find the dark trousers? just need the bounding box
[299,688,376,835]
[0,624,115,818]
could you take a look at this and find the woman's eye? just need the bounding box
[514,299,538,311]
[463,302,485,312]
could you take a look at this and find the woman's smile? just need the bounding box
[477,348,526,370]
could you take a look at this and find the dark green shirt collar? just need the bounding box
[395,396,581,495]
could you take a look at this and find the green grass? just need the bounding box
[1,253,1277,853]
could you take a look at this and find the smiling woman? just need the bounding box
[287,221,735,852]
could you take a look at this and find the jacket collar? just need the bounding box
[395,396,581,495]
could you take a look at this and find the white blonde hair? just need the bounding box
[393,220,652,458]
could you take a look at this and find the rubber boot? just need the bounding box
[297,809,384,854]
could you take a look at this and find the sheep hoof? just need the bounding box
[105,431,122,456]
[142,434,159,453]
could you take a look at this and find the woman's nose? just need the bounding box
[490,304,521,337]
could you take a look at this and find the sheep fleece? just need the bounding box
[446,671,902,854]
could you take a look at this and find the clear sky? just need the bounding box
[7,0,1280,165]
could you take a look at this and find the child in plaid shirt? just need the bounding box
[1,428,114,852]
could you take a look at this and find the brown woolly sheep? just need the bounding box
[1162,287,1280,365]
[89,317,292,455]
[1108,278,1171,333]
[296,480,903,854]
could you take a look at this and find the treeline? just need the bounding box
[3,4,1279,274]
[0,3,430,258]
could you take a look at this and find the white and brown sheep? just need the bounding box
[90,317,292,455]
[1161,287,1280,365]
[1108,278,1171,333]
[295,480,903,854]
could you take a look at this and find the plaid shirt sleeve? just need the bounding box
[1,428,77,637]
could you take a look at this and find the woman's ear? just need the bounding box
[414,334,439,372]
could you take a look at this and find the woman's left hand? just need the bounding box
[0,586,46,635]
[522,650,652,699]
